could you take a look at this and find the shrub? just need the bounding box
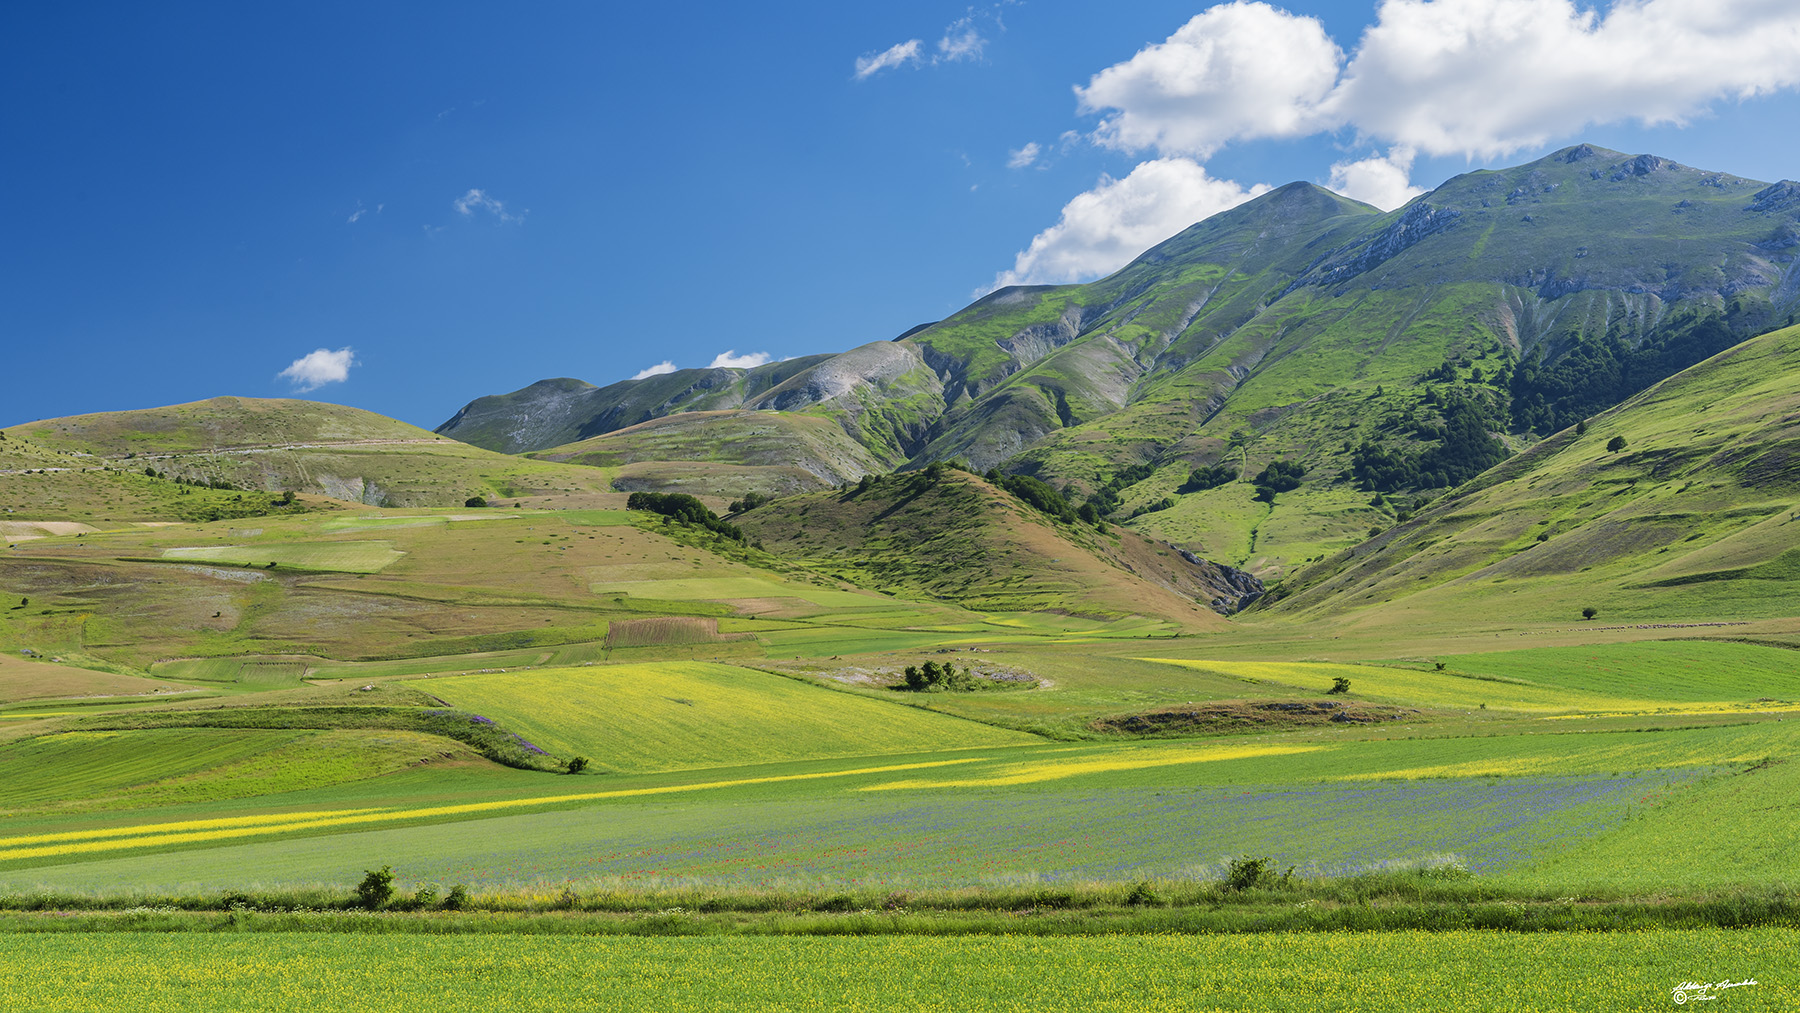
[443,884,469,911]
[413,885,438,907]
[566,755,589,774]
[901,660,978,692]
[355,865,395,909]
[464,496,488,508]
[1606,436,1627,452]
[1224,856,1292,891]
[1125,881,1161,906]
[1327,676,1351,695]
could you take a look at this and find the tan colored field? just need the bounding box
[0,653,188,705]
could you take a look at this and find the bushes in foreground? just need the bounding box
[6,875,1796,935]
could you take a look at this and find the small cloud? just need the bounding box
[854,39,922,80]
[453,188,525,223]
[347,207,366,224]
[1007,142,1042,169]
[279,347,357,392]
[1327,146,1424,212]
[630,361,678,380]
[708,350,771,369]
[937,16,985,62]
[1057,130,1082,154]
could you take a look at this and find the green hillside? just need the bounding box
[527,409,889,493]
[436,146,1800,579]
[735,469,1244,626]
[1263,322,1800,625]
[2,397,619,515]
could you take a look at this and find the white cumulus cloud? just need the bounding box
[1007,142,1042,169]
[1076,2,1342,159]
[999,0,1800,287]
[1327,146,1425,211]
[991,158,1270,290]
[630,361,678,380]
[709,350,772,369]
[279,347,357,392]
[453,188,525,223]
[1325,0,1800,159]
[854,39,922,80]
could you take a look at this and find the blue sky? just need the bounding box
[6,0,1800,430]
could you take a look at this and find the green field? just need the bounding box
[2,380,1798,1006]
[589,576,893,609]
[1,930,1792,1011]
[160,541,406,573]
[1439,641,1800,702]
[425,662,1039,772]
[0,728,467,815]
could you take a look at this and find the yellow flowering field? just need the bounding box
[0,929,1792,1011]
[1141,658,1673,712]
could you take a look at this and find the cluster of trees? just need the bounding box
[625,491,744,542]
[1251,460,1307,502]
[1178,464,1236,493]
[1507,312,1741,435]
[1086,463,1156,516]
[983,469,1103,526]
[1349,393,1507,492]
[727,492,770,514]
[143,466,241,491]
[900,660,979,692]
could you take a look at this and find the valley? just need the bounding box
[2,146,1797,1011]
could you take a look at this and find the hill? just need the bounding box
[1,397,619,516]
[526,409,887,496]
[734,468,1248,626]
[437,146,1800,578]
[1262,321,1800,628]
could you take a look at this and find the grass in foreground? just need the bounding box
[0,928,1792,1011]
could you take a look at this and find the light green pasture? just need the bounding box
[424,662,1039,772]
[159,541,404,573]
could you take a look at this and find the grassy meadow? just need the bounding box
[0,425,1796,1010]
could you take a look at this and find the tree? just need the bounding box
[1582,607,1599,620]
[901,660,976,692]
[1606,436,1627,452]
[566,756,589,775]
[1327,676,1351,695]
[464,496,488,508]
[355,865,395,909]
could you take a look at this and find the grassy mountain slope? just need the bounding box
[433,147,1799,582]
[735,470,1236,628]
[1263,322,1800,626]
[3,397,618,513]
[528,410,888,489]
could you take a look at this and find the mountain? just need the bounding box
[1262,321,1800,627]
[1,397,617,515]
[437,146,1800,576]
